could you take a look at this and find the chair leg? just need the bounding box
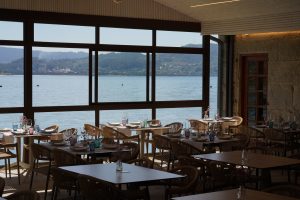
[8,158,11,178]
[4,159,7,178]
[30,161,36,190]
[16,146,21,184]
[44,164,51,200]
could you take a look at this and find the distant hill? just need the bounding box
[0,44,218,76]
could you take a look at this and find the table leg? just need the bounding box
[16,137,22,162]
[139,131,144,158]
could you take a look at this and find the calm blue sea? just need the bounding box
[0,75,218,130]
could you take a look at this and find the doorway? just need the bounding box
[241,54,268,125]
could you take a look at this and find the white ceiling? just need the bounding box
[155,0,300,34]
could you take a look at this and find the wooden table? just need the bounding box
[40,142,129,157]
[108,124,170,157]
[194,150,300,169]
[194,150,300,188]
[172,188,299,200]
[167,135,239,152]
[251,126,300,156]
[193,118,238,131]
[61,163,183,184]
[3,132,50,167]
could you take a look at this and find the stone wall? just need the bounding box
[234,31,300,123]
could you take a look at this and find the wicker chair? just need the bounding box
[109,142,140,163]
[127,157,153,168]
[207,161,235,191]
[84,124,102,139]
[52,148,86,167]
[0,142,20,184]
[102,126,139,144]
[59,128,77,141]
[177,156,209,192]
[228,116,243,134]
[165,166,199,200]
[264,128,286,156]
[0,176,5,197]
[30,143,53,200]
[6,190,40,200]
[188,119,208,133]
[152,135,172,171]
[51,167,79,200]
[164,122,183,135]
[147,119,161,127]
[51,148,86,200]
[231,132,250,150]
[78,174,149,200]
[37,124,60,143]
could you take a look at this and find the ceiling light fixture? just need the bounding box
[190,0,240,8]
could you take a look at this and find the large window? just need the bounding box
[156,107,202,125]
[0,46,24,107]
[32,47,89,106]
[209,38,219,117]
[0,21,23,41]
[34,23,95,43]
[100,28,152,46]
[0,14,213,129]
[157,31,202,48]
[100,109,151,124]
[35,111,94,130]
[156,54,203,101]
[98,52,147,102]
[0,113,23,128]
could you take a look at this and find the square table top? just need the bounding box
[172,188,299,200]
[194,151,300,169]
[61,163,183,184]
[40,142,129,156]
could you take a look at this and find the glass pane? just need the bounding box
[100,28,151,46]
[248,61,257,75]
[100,109,151,124]
[248,108,256,121]
[98,52,146,102]
[248,91,256,105]
[0,46,24,107]
[32,47,89,106]
[0,113,23,129]
[156,53,202,101]
[210,40,219,117]
[34,23,95,43]
[257,108,265,122]
[258,61,265,74]
[156,107,202,125]
[258,77,264,91]
[35,111,94,131]
[248,78,256,92]
[0,21,23,41]
[157,31,202,48]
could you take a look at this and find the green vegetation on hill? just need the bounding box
[0,45,218,76]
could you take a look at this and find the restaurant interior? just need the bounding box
[0,0,300,199]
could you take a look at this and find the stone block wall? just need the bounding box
[234,31,300,123]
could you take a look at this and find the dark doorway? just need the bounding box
[241,54,268,125]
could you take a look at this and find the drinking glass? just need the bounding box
[12,122,18,131]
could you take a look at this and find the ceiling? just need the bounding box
[155,0,300,34]
[1,0,300,35]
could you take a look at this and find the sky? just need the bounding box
[1,21,204,52]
